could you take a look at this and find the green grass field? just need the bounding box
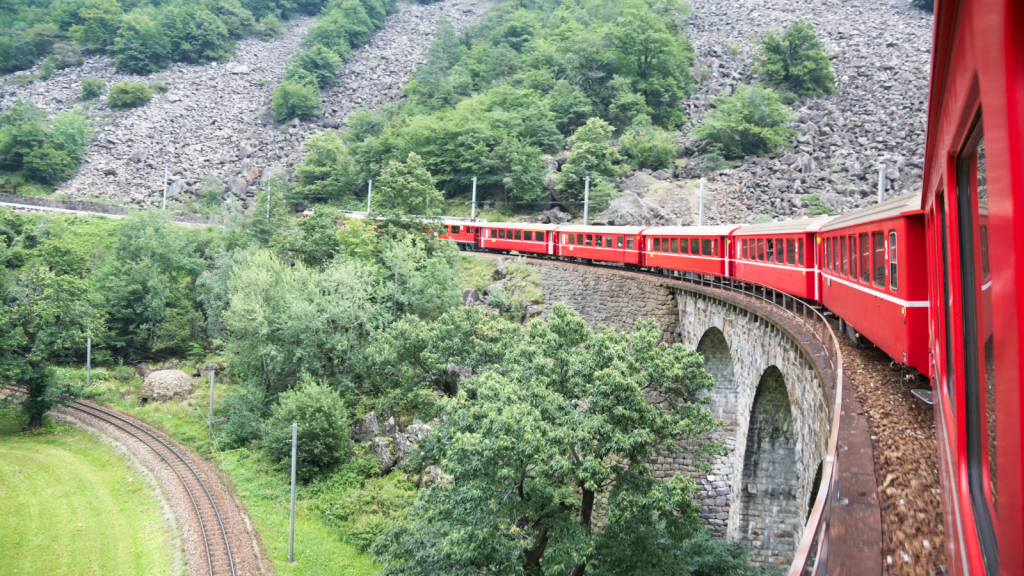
[0,415,180,576]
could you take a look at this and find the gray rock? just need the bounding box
[353,412,379,442]
[493,267,508,280]
[652,169,672,181]
[462,288,482,306]
[372,437,394,473]
[405,419,432,440]
[393,432,412,462]
[526,305,543,319]
[140,370,193,403]
[229,65,251,74]
[382,416,398,439]
[226,176,247,199]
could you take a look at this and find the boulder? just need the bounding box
[393,432,413,462]
[140,370,194,403]
[372,437,394,473]
[405,419,432,440]
[353,412,379,442]
[525,305,543,319]
[382,416,398,438]
[461,288,482,306]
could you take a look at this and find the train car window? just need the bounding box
[980,226,990,279]
[525,231,533,241]
[786,239,796,265]
[776,238,784,263]
[670,238,678,253]
[452,225,460,234]
[849,235,858,279]
[540,232,547,242]
[889,231,897,291]
[606,235,613,247]
[690,238,699,253]
[681,238,689,254]
[741,239,748,259]
[873,232,885,286]
[577,234,584,244]
[798,238,804,266]
[653,238,661,251]
[627,237,634,250]
[499,229,506,239]
[586,234,593,246]
[514,230,521,240]
[766,239,774,262]
[702,239,712,256]
[859,233,870,282]
[840,236,848,277]
[616,236,623,248]
[957,129,998,574]
[825,238,830,271]
[757,239,765,261]
[595,235,603,247]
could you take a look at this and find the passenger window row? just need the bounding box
[823,232,897,291]
[740,237,804,266]
[563,234,626,248]
[493,229,547,242]
[650,237,716,256]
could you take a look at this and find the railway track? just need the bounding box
[3,385,238,576]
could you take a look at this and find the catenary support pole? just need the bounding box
[266,182,271,219]
[162,166,168,210]
[366,180,373,214]
[289,423,297,563]
[699,178,705,226]
[583,176,590,225]
[878,165,886,202]
[86,337,91,386]
[471,176,477,220]
[208,370,215,440]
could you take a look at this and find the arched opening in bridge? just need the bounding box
[696,327,737,423]
[738,365,800,565]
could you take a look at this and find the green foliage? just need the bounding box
[255,14,285,39]
[68,0,122,53]
[107,82,152,109]
[752,20,835,99]
[162,7,234,64]
[373,304,723,575]
[619,119,677,170]
[752,213,772,224]
[0,36,38,74]
[556,117,623,201]
[692,84,797,159]
[212,0,257,38]
[149,80,169,93]
[0,100,91,186]
[315,470,415,551]
[111,13,170,74]
[80,78,107,100]
[371,152,444,218]
[272,80,320,120]
[804,193,833,215]
[289,44,343,88]
[264,380,351,481]
[295,130,359,200]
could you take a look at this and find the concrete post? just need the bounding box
[208,370,214,440]
[289,423,297,563]
[471,176,477,220]
[86,337,91,386]
[583,176,591,225]
[366,179,373,214]
[266,181,271,219]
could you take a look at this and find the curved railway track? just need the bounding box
[3,386,238,576]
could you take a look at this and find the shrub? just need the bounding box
[108,82,152,109]
[272,81,320,120]
[149,80,170,93]
[198,173,224,207]
[111,13,171,74]
[49,42,85,70]
[752,20,835,99]
[263,381,351,481]
[691,84,797,159]
[80,78,106,100]
[303,9,356,59]
[212,0,256,39]
[288,44,343,88]
[38,59,56,80]
[619,122,677,171]
[255,15,285,40]
[162,8,234,64]
[370,151,444,217]
[0,35,37,74]
[556,117,624,200]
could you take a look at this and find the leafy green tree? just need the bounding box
[376,230,460,321]
[556,117,623,201]
[162,8,234,64]
[303,10,355,59]
[48,42,85,69]
[752,20,835,99]
[373,304,722,576]
[278,207,377,268]
[255,14,285,39]
[80,78,107,100]
[107,82,152,109]
[0,35,37,74]
[289,44,343,88]
[692,84,797,159]
[212,0,257,39]
[486,136,546,204]
[272,80,320,120]
[620,119,677,170]
[545,80,595,136]
[606,75,652,131]
[0,265,105,428]
[371,152,444,218]
[111,13,170,75]
[295,130,359,200]
[264,380,351,481]
[68,0,122,52]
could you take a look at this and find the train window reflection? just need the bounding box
[766,239,774,261]
[595,235,603,247]
[671,238,678,253]
[873,232,885,286]
[616,236,623,249]
[860,233,870,283]
[682,238,690,254]
[653,238,660,251]
[691,238,699,254]
[889,231,897,291]
[499,229,505,239]
[757,239,765,261]
[786,239,796,265]
[841,236,848,277]
[702,239,713,256]
[627,237,633,250]
[798,238,804,266]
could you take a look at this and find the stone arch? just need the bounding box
[738,366,800,564]
[696,327,737,423]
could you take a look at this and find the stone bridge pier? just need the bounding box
[536,260,831,569]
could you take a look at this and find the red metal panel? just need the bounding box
[732,232,818,300]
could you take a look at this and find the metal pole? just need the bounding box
[266,181,271,219]
[470,176,477,220]
[583,176,590,225]
[208,370,214,440]
[289,423,297,563]
[86,337,91,386]
[162,166,168,210]
[366,179,373,214]
[699,177,705,226]
[878,165,886,202]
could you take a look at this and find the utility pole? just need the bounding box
[699,177,705,226]
[366,179,373,214]
[878,165,886,202]
[471,176,478,220]
[583,176,590,225]
[162,166,168,210]
[266,181,271,219]
[289,423,297,563]
[86,337,91,387]
[208,370,215,440]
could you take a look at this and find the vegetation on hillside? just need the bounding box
[0,99,91,191]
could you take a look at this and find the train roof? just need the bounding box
[642,225,740,236]
[820,191,923,231]
[733,217,832,236]
[556,225,648,234]
[441,218,489,225]
[482,222,562,230]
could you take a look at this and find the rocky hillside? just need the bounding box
[683,0,933,224]
[0,0,489,208]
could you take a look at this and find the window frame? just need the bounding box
[860,232,870,283]
[873,231,885,287]
[849,234,858,280]
[889,230,898,292]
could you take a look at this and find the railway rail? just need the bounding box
[3,385,238,576]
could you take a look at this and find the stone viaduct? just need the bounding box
[533,259,832,569]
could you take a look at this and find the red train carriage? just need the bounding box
[732,218,829,300]
[555,225,646,266]
[818,193,930,377]
[438,220,486,250]
[919,0,1024,573]
[641,226,738,276]
[480,223,559,255]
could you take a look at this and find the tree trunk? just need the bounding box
[27,415,43,429]
[565,489,596,576]
[521,527,549,574]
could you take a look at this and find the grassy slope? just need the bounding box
[74,369,379,576]
[0,416,179,576]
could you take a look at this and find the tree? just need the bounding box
[373,304,724,576]
[691,84,797,159]
[752,20,835,99]
[212,0,256,38]
[295,130,359,200]
[486,136,547,204]
[162,8,234,64]
[620,118,677,171]
[289,43,343,88]
[111,13,171,74]
[273,80,320,120]
[1,265,105,428]
[264,380,351,481]
[371,152,444,218]
[80,78,107,100]
[556,117,623,201]
[107,82,152,109]
[68,0,122,53]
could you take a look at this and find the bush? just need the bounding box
[556,117,624,200]
[272,81,320,120]
[149,80,170,93]
[0,36,36,74]
[619,122,677,171]
[49,42,85,70]
[162,8,234,64]
[212,0,256,39]
[691,84,797,159]
[263,381,351,481]
[80,78,106,100]
[108,82,152,109]
[255,15,285,39]
[752,20,835,99]
[111,13,171,74]
[288,44,343,88]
